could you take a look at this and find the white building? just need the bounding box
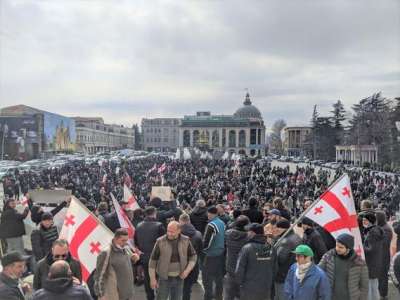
[74,117,134,154]
[142,118,181,152]
[178,93,266,157]
[283,126,312,157]
[335,144,378,166]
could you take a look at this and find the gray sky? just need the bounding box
[1,0,399,131]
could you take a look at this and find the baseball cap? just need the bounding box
[269,209,281,216]
[1,251,29,268]
[292,244,314,257]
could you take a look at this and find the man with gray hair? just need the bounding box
[31,260,91,300]
[190,199,208,235]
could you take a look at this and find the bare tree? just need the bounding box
[269,119,286,155]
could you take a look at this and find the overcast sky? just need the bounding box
[1,0,399,131]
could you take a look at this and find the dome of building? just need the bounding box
[234,92,262,119]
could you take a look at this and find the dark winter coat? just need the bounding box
[225,227,249,275]
[31,277,92,300]
[274,230,302,283]
[235,235,275,300]
[190,206,209,235]
[379,223,393,271]
[181,223,203,284]
[31,225,59,261]
[318,248,369,300]
[33,252,82,290]
[363,224,384,279]
[134,216,165,263]
[242,207,264,224]
[0,272,24,300]
[0,206,29,238]
[104,211,120,232]
[302,227,328,264]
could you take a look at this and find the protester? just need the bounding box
[0,198,30,254]
[190,199,209,235]
[361,211,384,300]
[375,210,393,300]
[31,260,92,300]
[284,244,331,300]
[33,239,82,290]
[31,212,59,261]
[0,251,30,300]
[94,228,140,300]
[224,215,250,300]
[135,206,166,300]
[235,223,275,300]
[242,197,263,224]
[393,251,400,294]
[301,217,328,264]
[273,219,302,300]
[202,206,226,300]
[148,221,197,300]
[319,233,369,300]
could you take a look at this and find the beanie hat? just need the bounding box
[234,215,250,230]
[41,212,54,221]
[207,206,218,215]
[276,219,290,229]
[150,197,162,208]
[245,223,264,235]
[301,217,314,227]
[336,233,354,249]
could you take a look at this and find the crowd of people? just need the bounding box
[0,155,400,300]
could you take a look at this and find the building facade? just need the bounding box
[178,93,266,157]
[141,118,181,152]
[335,144,378,166]
[0,105,76,160]
[283,126,312,157]
[74,117,135,154]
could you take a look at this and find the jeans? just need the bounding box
[156,276,183,300]
[368,279,379,300]
[274,282,285,300]
[6,237,24,254]
[202,255,224,300]
[224,273,240,300]
[143,261,155,300]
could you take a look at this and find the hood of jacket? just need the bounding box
[181,223,197,238]
[42,277,73,293]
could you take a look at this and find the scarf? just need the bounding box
[295,262,312,283]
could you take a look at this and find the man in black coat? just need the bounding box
[0,252,30,300]
[135,206,166,300]
[224,215,250,300]
[272,219,301,300]
[179,213,203,300]
[301,217,328,264]
[235,223,275,300]
[190,199,209,235]
[33,239,82,290]
[31,212,59,261]
[242,197,264,224]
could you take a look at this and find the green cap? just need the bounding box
[292,244,314,257]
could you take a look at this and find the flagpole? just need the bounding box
[274,173,347,247]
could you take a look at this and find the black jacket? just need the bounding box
[273,230,302,283]
[190,206,209,235]
[303,227,328,264]
[33,252,82,290]
[242,207,264,224]
[181,223,203,284]
[225,227,249,275]
[31,225,59,261]
[0,272,24,300]
[379,223,393,269]
[363,224,384,279]
[0,206,29,238]
[235,235,275,299]
[135,216,166,263]
[31,277,92,300]
[104,211,120,232]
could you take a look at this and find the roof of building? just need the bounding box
[233,93,262,119]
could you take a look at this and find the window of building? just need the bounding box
[239,130,246,147]
[229,130,236,148]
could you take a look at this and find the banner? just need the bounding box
[151,186,172,201]
[111,193,135,245]
[60,197,114,281]
[28,189,72,206]
[304,174,365,258]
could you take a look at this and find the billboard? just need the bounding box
[43,112,76,152]
[0,116,40,160]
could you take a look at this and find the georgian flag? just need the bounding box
[59,197,114,282]
[123,184,140,211]
[157,163,167,174]
[304,174,365,258]
[111,193,136,244]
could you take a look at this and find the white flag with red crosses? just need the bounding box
[304,174,365,259]
[59,196,113,282]
[123,184,140,211]
[111,193,136,242]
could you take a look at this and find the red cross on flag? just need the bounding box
[111,193,136,245]
[304,174,365,259]
[123,184,140,211]
[59,196,113,282]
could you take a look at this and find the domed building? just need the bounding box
[178,92,266,156]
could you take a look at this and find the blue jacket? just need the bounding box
[203,217,225,257]
[284,263,331,300]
